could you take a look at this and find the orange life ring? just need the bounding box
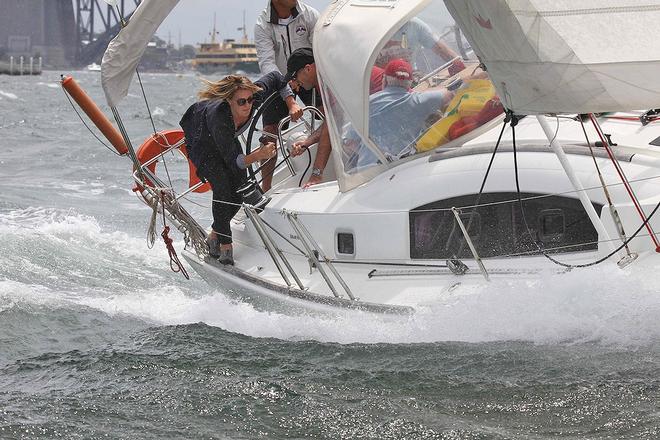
[134,129,211,194]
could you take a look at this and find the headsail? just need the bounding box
[101,0,180,107]
[444,1,660,114]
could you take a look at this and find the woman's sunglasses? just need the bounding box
[236,95,255,106]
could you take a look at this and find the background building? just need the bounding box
[0,0,76,67]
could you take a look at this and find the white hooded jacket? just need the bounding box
[254,1,320,75]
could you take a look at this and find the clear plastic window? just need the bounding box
[356,7,504,171]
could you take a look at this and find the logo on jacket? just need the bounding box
[474,14,492,29]
[295,25,307,36]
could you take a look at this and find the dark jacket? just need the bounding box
[180,71,291,191]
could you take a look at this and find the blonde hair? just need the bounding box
[198,74,262,101]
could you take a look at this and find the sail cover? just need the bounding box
[444,1,660,114]
[101,0,180,107]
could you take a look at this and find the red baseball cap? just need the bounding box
[384,58,412,80]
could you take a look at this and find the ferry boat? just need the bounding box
[192,13,259,74]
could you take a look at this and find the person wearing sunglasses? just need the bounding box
[180,72,301,265]
[284,47,331,188]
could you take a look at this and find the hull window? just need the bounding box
[337,232,355,256]
[410,193,602,260]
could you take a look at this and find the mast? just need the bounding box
[238,10,249,43]
[210,13,218,44]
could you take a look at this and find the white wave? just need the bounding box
[37,82,60,89]
[0,279,75,313]
[0,90,18,100]
[151,107,165,117]
[5,208,660,347]
[0,207,184,269]
[49,258,660,347]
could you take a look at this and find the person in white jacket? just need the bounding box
[254,0,320,191]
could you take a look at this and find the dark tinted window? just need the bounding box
[337,232,355,255]
[410,193,602,259]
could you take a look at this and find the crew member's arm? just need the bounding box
[307,123,331,187]
[289,122,331,187]
[239,142,277,168]
[254,21,279,74]
[290,122,323,155]
[285,95,303,122]
[255,71,302,122]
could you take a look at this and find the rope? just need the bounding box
[147,196,158,249]
[136,68,158,135]
[61,86,121,156]
[159,192,189,279]
[510,114,660,269]
[453,116,509,257]
[579,116,632,255]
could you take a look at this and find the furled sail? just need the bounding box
[443,1,660,114]
[101,0,180,107]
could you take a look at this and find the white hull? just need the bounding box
[184,116,660,314]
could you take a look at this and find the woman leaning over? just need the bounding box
[180,72,301,265]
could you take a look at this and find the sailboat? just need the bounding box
[70,0,660,314]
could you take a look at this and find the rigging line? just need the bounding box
[511,115,580,268]
[193,172,660,215]
[134,68,162,151]
[61,87,121,156]
[293,172,660,216]
[511,116,660,269]
[151,132,177,198]
[133,67,176,191]
[111,107,140,168]
[454,116,509,257]
[258,216,307,256]
[590,113,660,250]
[579,116,632,254]
[502,201,660,268]
[273,230,619,264]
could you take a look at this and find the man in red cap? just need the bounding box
[356,58,454,169]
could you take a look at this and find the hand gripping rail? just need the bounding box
[276,106,325,177]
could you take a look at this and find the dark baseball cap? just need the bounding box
[285,47,315,81]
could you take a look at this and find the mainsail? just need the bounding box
[443,1,660,114]
[101,0,180,107]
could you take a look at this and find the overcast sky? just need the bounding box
[158,1,330,47]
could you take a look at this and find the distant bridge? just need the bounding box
[75,0,142,65]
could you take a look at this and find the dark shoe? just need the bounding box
[218,248,234,266]
[206,236,221,259]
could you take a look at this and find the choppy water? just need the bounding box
[2,70,660,439]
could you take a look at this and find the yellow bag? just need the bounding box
[416,79,497,152]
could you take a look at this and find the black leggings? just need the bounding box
[203,168,242,245]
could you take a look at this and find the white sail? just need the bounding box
[101,0,180,107]
[444,0,660,114]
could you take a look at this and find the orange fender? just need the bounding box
[134,129,210,194]
[62,75,128,155]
